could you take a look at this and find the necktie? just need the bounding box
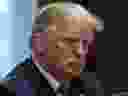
[69,80,86,96]
[56,80,85,96]
[56,80,70,96]
[56,83,65,95]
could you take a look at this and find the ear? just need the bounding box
[32,32,48,57]
[32,32,48,64]
[80,16,96,32]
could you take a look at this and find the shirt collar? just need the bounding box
[34,63,60,92]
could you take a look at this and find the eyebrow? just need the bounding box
[63,38,80,42]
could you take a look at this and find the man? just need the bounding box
[1,2,97,96]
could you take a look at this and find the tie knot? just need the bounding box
[56,83,65,94]
[56,80,70,95]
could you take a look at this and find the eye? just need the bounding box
[56,45,59,48]
[56,41,66,48]
[64,39,77,44]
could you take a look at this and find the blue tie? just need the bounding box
[16,80,32,96]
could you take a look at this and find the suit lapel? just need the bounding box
[16,64,55,95]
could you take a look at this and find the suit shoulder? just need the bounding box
[5,64,33,80]
[0,80,16,95]
[5,58,33,80]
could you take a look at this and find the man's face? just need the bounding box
[48,28,81,78]
[48,16,94,79]
[32,16,95,79]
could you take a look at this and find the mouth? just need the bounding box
[63,58,80,73]
[64,57,80,65]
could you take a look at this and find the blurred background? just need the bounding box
[0,0,32,79]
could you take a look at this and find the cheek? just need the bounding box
[47,42,63,64]
[32,36,47,54]
[80,43,84,54]
[63,47,73,58]
[80,55,86,64]
[56,41,73,56]
[80,42,86,55]
[80,41,89,64]
[48,40,61,56]
[81,40,89,53]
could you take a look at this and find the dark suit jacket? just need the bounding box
[2,57,55,96]
[1,57,97,96]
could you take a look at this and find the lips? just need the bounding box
[63,57,80,72]
[64,57,79,64]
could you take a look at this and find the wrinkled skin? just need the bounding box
[32,16,96,80]
[48,16,96,79]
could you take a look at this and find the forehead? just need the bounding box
[48,16,95,41]
[48,31,80,42]
[48,16,96,32]
[48,18,80,40]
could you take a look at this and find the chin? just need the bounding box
[64,68,80,80]
[72,72,80,78]
[65,72,80,80]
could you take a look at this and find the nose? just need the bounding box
[73,41,85,57]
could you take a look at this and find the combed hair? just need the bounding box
[40,2,90,16]
[33,2,91,32]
